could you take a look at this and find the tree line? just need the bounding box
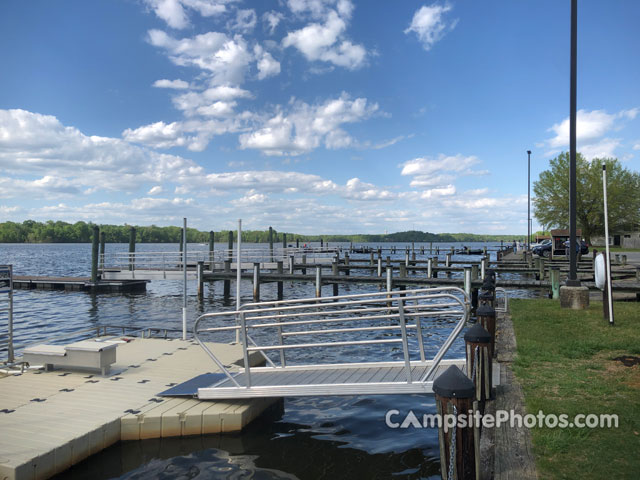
[0,220,521,244]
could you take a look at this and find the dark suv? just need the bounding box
[532,241,552,257]
[563,240,589,255]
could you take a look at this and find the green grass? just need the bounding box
[591,245,640,252]
[510,299,640,479]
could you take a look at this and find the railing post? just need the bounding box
[315,267,322,297]
[253,262,260,301]
[239,312,251,387]
[480,256,486,280]
[433,366,477,480]
[397,299,412,383]
[377,257,382,277]
[465,323,493,404]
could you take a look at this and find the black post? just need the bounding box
[128,227,136,272]
[227,231,233,261]
[99,231,105,271]
[283,233,287,249]
[567,0,579,286]
[527,150,531,250]
[209,231,215,267]
[268,226,274,261]
[91,225,99,283]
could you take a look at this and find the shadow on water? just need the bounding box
[56,395,442,480]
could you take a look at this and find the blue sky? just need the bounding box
[1,0,638,234]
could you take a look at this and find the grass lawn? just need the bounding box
[591,246,640,252]
[509,299,640,479]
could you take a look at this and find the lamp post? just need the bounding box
[567,0,579,286]
[527,150,531,249]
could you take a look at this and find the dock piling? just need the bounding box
[128,227,136,272]
[223,259,231,297]
[433,366,477,480]
[550,267,560,299]
[253,263,260,301]
[91,225,99,283]
[464,323,493,403]
[99,231,105,272]
[476,305,496,357]
[277,261,284,299]
[209,231,214,267]
[315,267,322,297]
[197,261,204,301]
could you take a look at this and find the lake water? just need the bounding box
[0,242,537,480]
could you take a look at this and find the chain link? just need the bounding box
[447,404,458,480]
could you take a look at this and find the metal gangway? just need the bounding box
[101,246,339,280]
[193,287,469,399]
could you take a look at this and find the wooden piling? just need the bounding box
[399,264,407,278]
[538,258,545,280]
[471,264,478,280]
[197,261,204,301]
[91,225,99,283]
[227,231,233,261]
[464,323,493,404]
[99,231,105,272]
[283,233,287,249]
[332,261,339,276]
[433,366,477,480]
[277,261,284,299]
[268,226,274,261]
[344,253,350,276]
[315,267,322,297]
[333,282,339,296]
[301,254,307,275]
[128,227,136,272]
[209,231,215,267]
[427,258,433,278]
[550,267,560,299]
[476,305,496,357]
[463,266,472,298]
[480,257,486,280]
[223,259,231,297]
[253,263,260,301]
[289,255,295,274]
[386,267,393,292]
[377,257,382,277]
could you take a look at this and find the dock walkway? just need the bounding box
[0,338,275,480]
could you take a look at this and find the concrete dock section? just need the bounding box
[0,338,278,480]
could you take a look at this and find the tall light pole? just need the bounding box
[567,0,579,286]
[527,150,531,249]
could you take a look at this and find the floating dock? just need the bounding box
[0,338,277,480]
[12,276,148,293]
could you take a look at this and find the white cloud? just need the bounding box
[546,108,638,159]
[143,0,230,29]
[148,30,252,86]
[148,185,164,195]
[239,93,378,155]
[420,184,456,199]
[343,177,395,201]
[263,11,284,34]
[0,109,201,194]
[633,143,640,151]
[153,79,190,89]
[547,108,638,148]
[400,154,483,188]
[283,7,366,70]
[254,45,281,80]
[405,3,458,51]
[228,9,257,33]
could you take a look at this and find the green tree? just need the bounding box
[533,152,640,243]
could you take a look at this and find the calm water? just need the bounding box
[0,242,537,480]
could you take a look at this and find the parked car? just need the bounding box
[563,240,589,255]
[532,240,552,257]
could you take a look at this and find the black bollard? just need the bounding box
[464,323,493,404]
[476,305,496,357]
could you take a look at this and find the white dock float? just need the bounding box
[0,338,276,480]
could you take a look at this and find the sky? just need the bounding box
[0,0,639,235]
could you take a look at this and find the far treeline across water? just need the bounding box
[0,220,522,244]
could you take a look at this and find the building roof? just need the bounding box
[550,229,582,236]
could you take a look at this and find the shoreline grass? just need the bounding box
[509,299,640,479]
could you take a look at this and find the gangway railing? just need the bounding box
[100,246,339,273]
[193,287,470,399]
[0,265,14,364]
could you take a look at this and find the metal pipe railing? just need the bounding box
[193,287,470,389]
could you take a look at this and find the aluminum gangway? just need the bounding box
[193,287,469,399]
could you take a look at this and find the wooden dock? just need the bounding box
[0,338,277,480]
[12,276,148,293]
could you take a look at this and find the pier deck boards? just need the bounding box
[0,338,275,480]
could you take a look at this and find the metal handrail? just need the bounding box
[494,287,509,313]
[193,287,470,389]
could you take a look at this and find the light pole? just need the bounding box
[527,150,531,249]
[567,0,579,286]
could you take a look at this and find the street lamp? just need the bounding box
[567,0,579,286]
[527,150,531,249]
